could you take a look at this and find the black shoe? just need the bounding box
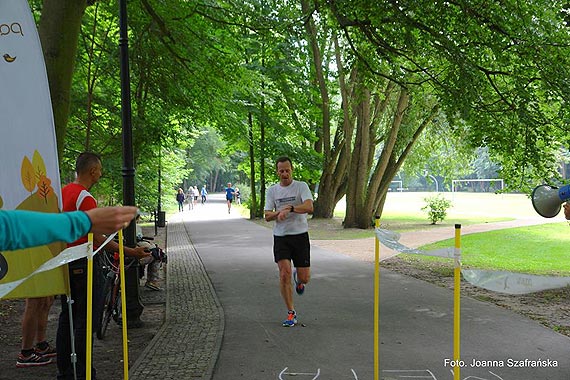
[34,341,57,358]
[16,352,52,367]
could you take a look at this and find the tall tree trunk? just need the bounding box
[364,88,409,210]
[211,169,219,192]
[312,35,354,218]
[39,0,88,160]
[344,85,409,228]
[374,104,439,216]
[258,87,266,218]
[248,111,258,219]
[83,2,101,151]
[344,81,373,228]
[301,0,331,159]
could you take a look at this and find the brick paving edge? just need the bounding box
[128,219,225,379]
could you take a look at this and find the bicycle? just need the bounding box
[95,237,166,339]
[96,251,119,339]
[95,250,136,340]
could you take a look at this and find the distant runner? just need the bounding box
[225,183,236,214]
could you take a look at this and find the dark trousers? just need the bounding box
[56,263,102,380]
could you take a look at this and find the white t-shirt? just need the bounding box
[265,180,313,236]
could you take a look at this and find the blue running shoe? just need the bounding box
[293,269,305,295]
[282,310,297,327]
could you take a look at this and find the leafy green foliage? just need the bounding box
[57,0,245,206]
[422,194,453,225]
[37,0,570,221]
[327,0,570,190]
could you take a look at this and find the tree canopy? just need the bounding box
[34,0,570,225]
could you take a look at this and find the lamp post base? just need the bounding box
[124,259,144,327]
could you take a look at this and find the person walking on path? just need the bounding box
[201,185,208,204]
[186,189,193,210]
[264,156,313,327]
[235,187,241,205]
[176,188,185,212]
[56,152,148,380]
[192,186,199,207]
[225,183,235,214]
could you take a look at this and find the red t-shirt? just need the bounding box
[62,183,97,247]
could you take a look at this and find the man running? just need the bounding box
[264,156,313,327]
[225,183,235,214]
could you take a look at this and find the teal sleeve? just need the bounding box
[0,210,92,251]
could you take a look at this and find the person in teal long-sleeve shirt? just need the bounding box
[0,206,138,251]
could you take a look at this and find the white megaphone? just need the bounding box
[531,184,570,218]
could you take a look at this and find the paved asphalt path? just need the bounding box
[184,193,570,380]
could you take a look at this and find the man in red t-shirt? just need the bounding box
[56,152,148,380]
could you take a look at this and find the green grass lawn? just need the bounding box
[378,212,511,232]
[303,209,512,241]
[414,223,570,275]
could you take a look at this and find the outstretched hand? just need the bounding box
[85,206,139,234]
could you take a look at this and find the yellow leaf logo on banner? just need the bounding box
[32,149,47,181]
[2,151,67,298]
[21,156,35,193]
[37,175,53,203]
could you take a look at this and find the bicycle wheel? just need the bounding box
[96,275,115,340]
[111,282,122,324]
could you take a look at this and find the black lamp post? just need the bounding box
[156,142,166,228]
[119,0,144,326]
[158,141,162,214]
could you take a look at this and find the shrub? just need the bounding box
[422,194,452,224]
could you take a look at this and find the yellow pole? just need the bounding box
[118,229,130,380]
[374,216,380,380]
[453,224,461,380]
[86,233,94,380]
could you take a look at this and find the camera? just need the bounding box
[150,246,167,263]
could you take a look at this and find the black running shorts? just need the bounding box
[273,232,310,267]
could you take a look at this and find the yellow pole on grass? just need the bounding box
[374,216,380,380]
[86,233,94,380]
[118,229,130,380]
[453,224,462,380]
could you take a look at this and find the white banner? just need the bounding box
[462,269,570,295]
[0,1,67,298]
[375,228,456,258]
[376,228,570,295]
